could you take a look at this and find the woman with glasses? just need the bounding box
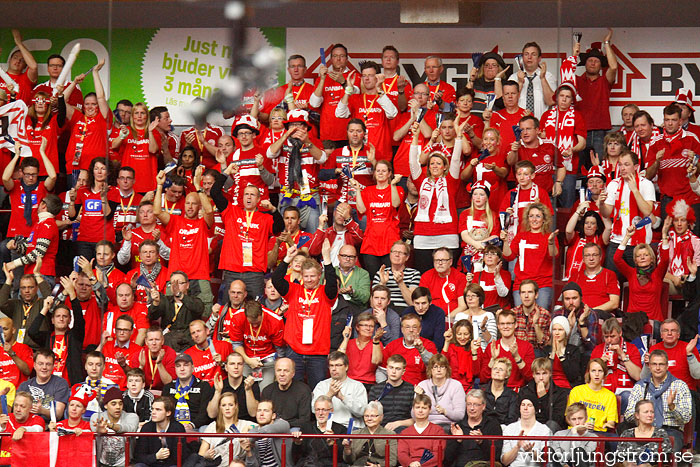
[564,207,609,280]
[338,312,383,390]
[467,52,508,118]
[453,283,496,349]
[343,401,398,467]
[501,202,558,308]
[416,354,466,430]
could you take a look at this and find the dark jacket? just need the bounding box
[134,419,191,466]
[294,420,346,466]
[483,380,519,425]
[149,293,204,351]
[402,304,445,350]
[367,380,415,424]
[0,280,52,350]
[518,379,570,431]
[123,389,155,422]
[260,380,312,428]
[444,414,502,466]
[542,343,586,387]
[28,297,86,385]
[162,376,213,428]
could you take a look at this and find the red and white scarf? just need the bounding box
[416,176,452,223]
[612,173,647,244]
[628,127,661,164]
[543,107,577,171]
[669,229,695,276]
[565,234,599,280]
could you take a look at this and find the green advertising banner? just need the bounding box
[1,27,285,125]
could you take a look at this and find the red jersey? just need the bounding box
[540,107,587,174]
[109,189,142,233]
[570,267,619,310]
[517,140,559,193]
[25,115,60,176]
[261,81,314,114]
[312,70,362,141]
[648,342,700,389]
[342,93,397,160]
[503,231,557,289]
[419,268,467,315]
[179,125,225,169]
[226,146,269,205]
[470,147,509,211]
[328,146,374,204]
[75,186,116,243]
[151,130,180,163]
[474,268,511,309]
[426,80,456,104]
[129,345,177,391]
[120,128,158,193]
[65,109,113,172]
[6,179,48,238]
[219,206,274,273]
[499,184,553,236]
[591,341,641,393]
[392,112,425,177]
[103,303,149,340]
[24,215,59,277]
[228,308,285,358]
[490,107,528,151]
[267,230,313,268]
[381,337,438,385]
[480,338,535,389]
[647,130,700,201]
[71,297,102,349]
[381,75,413,110]
[0,342,32,388]
[412,171,461,237]
[102,340,143,389]
[346,338,379,384]
[283,283,336,355]
[564,233,606,281]
[166,215,210,280]
[360,185,404,256]
[185,340,233,386]
[211,305,245,343]
[1,70,35,105]
[33,80,84,110]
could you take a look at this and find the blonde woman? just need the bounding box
[196,392,257,466]
[460,127,509,211]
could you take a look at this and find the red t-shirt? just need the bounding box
[564,233,606,281]
[470,147,509,211]
[185,340,233,386]
[211,305,244,343]
[474,268,511,309]
[570,267,619,310]
[346,339,379,384]
[6,180,48,238]
[480,338,535,389]
[540,107,587,175]
[0,342,33,388]
[490,108,528,152]
[419,268,467,315]
[125,267,168,306]
[647,131,700,201]
[575,73,612,130]
[381,337,438,385]
[412,172,460,237]
[1,70,35,105]
[261,81,314,115]
[426,81,456,104]
[344,94,396,160]
[648,341,700,390]
[102,340,143,389]
[283,283,335,355]
[179,125,225,169]
[392,112,425,177]
[360,185,404,256]
[120,128,158,193]
[219,206,274,273]
[25,115,60,176]
[226,146,270,205]
[128,345,177,391]
[166,215,211,280]
[102,303,149,340]
[228,309,285,358]
[266,230,313,268]
[25,216,59,277]
[517,140,560,193]
[503,231,557,289]
[73,298,103,349]
[499,184,553,234]
[591,342,641,393]
[75,187,116,243]
[312,70,362,141]
[65,110,113,172]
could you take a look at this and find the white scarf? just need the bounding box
[416,176,452,223]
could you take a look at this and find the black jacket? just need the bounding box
[518,379,570,431]
[123,390,155,422]
[542,343,585,387]
[444,414,502,466]
[162,377,213,428]
[293,420,346,466]
[28,297,86,385]
[483,380,519,426]
[134,419,191,466]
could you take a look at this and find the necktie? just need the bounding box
[526,75,535,113]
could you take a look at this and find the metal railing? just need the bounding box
[96,431,671,467]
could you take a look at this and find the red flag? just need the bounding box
[10,431,95,467]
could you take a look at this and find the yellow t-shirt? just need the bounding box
[567,383,618,431]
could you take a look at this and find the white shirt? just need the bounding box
[311,377,368,428]
[508,69,556,120]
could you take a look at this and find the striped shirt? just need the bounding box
[373,267,421,312]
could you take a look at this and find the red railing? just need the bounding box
[99,431,671,467]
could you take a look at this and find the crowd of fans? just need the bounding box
[0,26,699,466]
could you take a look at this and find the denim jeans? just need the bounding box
[287,348,328,390]
[219,270,265,304]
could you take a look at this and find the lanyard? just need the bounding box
[244,210,254,238]
[248,313,265,342]
[163,199,176,215]
[339,269,354,288]
[148,352,158,389]
[294,83,306,100]
[350,147,361,171]
[172,303,183,324]
[430,82,441,101]
[382,75,399,94]
[363,94,378,122]
[120,192,135,218]
[303,288,319,316]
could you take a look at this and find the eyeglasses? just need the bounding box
[338,254,356,259]
[270,116,285,121]
[315,407,332,413]
[118,176,134,181]
[364,414,380,419]
[390,250,408,255]
[23,171,39,177]
[484,252,499,257]
[434,258,451,264]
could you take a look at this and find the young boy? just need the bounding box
[50,385,94,434]
[122,368,154,426]
[500,160,553,240]
[550,402,598,467]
